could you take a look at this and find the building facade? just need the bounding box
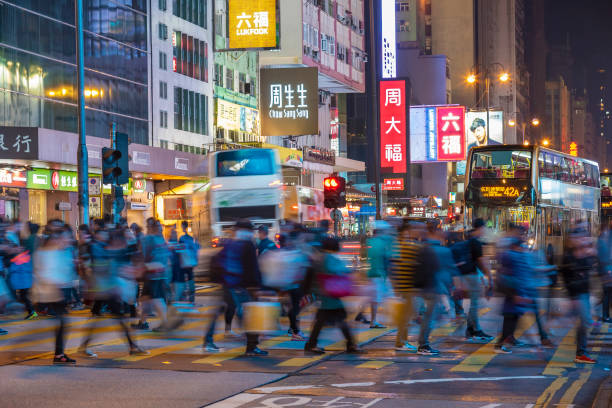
[545,77,571,152]
[150,0,214,154]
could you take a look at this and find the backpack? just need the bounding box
[451,238,477,275]
[413,245,438,289]
[209,248,227,284]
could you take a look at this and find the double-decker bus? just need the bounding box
[465,144,600,264]
[602,172,612,227]
[206,148,283,238]
[281,185,330,227]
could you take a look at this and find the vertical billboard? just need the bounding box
[381,0,396,78]
[379,79,408,173]
[225,0,278,50]
[260,67,319,136]
[465,110,503,151]
[436,106,466,161]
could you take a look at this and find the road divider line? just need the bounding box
[534,376,568,407]
[356,360,392,369]
[385,375,548,385]
[542,327,577,376]
[451,314,536,373]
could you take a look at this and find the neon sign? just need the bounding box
[480,186,520,198]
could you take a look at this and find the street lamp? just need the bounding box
[508,113,540,144]
[542,139,550,146]
[466,63,510,144]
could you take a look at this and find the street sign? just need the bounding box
[330,209,343,221]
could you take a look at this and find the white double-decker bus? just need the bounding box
[206,148,282,238]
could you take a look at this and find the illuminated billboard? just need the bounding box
[226,0,278,50]
[260,67,318,136]
[465,110,503,151]
[409,105,466,162]
[379,79,408,173]
[381,0,396,78]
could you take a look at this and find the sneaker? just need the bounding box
[509,337,528,348]
[417,345,440,355]
[244,347,268,357]
[71,303,85,311]
[0,328,7,336]
[25,312,38,320]
[494,345,512,354]
[474,330,494,340]
[53,354,76,364]
[369,322,386,329]
[291,332,305,341]
[540,338,555,348]
[304,346,326,355]
[574,354,596,364]
[129,346,149,356]
[354,313,371,325]
[131,322,149,330]
[395,343,417,352]
[78,347,98,358]
[224,330,240,338]
[204,342,223,353]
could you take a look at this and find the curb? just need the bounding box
[592,374,612,408]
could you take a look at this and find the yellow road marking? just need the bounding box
[542,329,576,376]
[451,314,536,373]
[0,316,107,341]
[534,376,569,407]
[431,308,491,337]
[356,360,392,369]
[277,356,325,367]
[192,335,288,364]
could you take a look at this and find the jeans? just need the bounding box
[497,313,521,345]
[204,287,258,351]
[305,308,355,350]
[288,288,302,334]
[603,287,612,319]
[573,293,591,356]
[172,282,185,302]
[463,274,483,332]
[418,293,441,347]
[531,297,549,340]
[15,289,34,314]
[395,291,416,347]
[82,298,135,350]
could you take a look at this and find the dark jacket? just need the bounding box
[223,236,262,289]
[257,238,276,256]
[561,252,595,297]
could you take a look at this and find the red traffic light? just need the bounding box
[324,177,340,189]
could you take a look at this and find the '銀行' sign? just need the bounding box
[0,127,38,160]
[260,67,318,136]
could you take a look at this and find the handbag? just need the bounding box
[318,273,354,298]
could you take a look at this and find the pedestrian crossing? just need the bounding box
[0,299,607,383]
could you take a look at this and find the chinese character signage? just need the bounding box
[260,67,318,137]
[303,147,336,166]
[382,178,404,191]
[380,0,396,78]
[379,80,407,173]
[0,127,38,160]
[27,169,50,190]
[437,106,465,161]
[570,142,578,156]
[228,0,278,50]
[480,185,520,199]
[0,169,26,188]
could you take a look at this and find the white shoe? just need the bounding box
[395,343,417,352]
[79,348,98,358]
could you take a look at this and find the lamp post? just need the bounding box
[466,63,509,144]
[508,114,540,144]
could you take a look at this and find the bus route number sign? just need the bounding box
[480,186,520,199]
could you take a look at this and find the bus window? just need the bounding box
[470,150,531,179]
[538,152,546,178]
[553,154,562,181]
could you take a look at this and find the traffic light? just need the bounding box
[114,185,125,213]
[115,132,129,185]
[324,175,346,208]
[102,147,122,184]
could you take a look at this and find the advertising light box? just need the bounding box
[260,67,318,136]
[227,0,278,50]
[410,105,466,163]
[465,110,503,151]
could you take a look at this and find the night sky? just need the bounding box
[545,0,612,111]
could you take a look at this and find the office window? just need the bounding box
[173,31,207,83]
[159,81,168,99]
[200,41,208,82]
[173,86,208,135]
[214,63,222,86]
[160,111,168,128]
[173,0,207,28]
[160,140,169,149]
[225,68,234,91]
[158,23,168,40]
[159,0,167,11]
[174,87,182,129]
[159,51,167,70]
[200,94,208,135]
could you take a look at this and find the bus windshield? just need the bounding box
[216,149,276,177]
[470,150,532,179]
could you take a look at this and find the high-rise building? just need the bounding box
[0,0,149,144]
[545,77,571,152]
[598,69,612,169]
[150,0,214,154]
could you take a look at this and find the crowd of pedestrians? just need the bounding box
[0,214,609,365]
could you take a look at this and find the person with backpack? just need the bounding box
[451,218,494,342]
[304,237,363,355]
[204,219,267,356]
[178,221,199,304]
[8,222,36,320]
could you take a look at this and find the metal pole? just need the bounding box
[110,122,120,225]
[486,75,490,145]
[75,0,89,226]
[368,0,382,220]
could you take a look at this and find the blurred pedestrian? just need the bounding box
[256,225,276,256]
[598,223,612,323]
[178,221,199,304]
[8,222,36,320]
[32,220,77,364]
[304,237,362,355]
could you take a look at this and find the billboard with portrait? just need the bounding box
[260,67,318,136]
[465,111,503,152]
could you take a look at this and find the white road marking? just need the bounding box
[253,385,321,394]
[478,404,502,408]
[207,393,262,407]
[331,382,377,388]
[385,376,549,385]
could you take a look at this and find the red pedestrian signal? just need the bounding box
[324,176,346,208]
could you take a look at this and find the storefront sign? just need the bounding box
[132,179,146,192]
[0,170,27,188]
[570,142,578,157]
[27,169,50,189]
[382,178,404,191]
[0,127,38,160]
[227,0,278,50]
[130,202,149,210]
[379,79,408,173]
[303,147,335,166]
[217,99,258,133]
[164,197,188,220]
[56,202,72,211]
[260,67,318,137]
[261,143,302,167]
[480,186,520,199]
[437,106,466,161]
[449,192,456,204]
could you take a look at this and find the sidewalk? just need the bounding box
[592,375,612,408]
